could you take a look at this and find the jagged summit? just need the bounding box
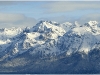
[0,20,100,59]
[57,20,100,55]
[84,21,98,28]
[36,20,60,25]
[0,20,100,73]
[30,20,66,39]
[88,21,98,26]
[32,20,62,32]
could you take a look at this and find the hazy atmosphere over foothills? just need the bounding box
[0,1,100,28]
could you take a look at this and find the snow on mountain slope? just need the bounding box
[57,21,100,55]
[0,27,22,53]
[0,20,100,60]
[28,21,66,55]
[0,21,66,60]
[59,21,82,32]
[0,27,22,39]
[60,22,74,32]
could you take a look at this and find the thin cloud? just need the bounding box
[39,13,100,25]
[0,13,37,28]
[78,13,100,24]
[39,15,75,23]
[0,13,25,23]
[42,1,100,13]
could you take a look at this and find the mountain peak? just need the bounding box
[84,21,98,27]
[1,20,100,73]
[88,21,98,26]
[36,20,60,25]
[0,20,100,60]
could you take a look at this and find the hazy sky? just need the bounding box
[0,1,100,28]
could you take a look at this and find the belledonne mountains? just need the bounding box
[0,20,100,74]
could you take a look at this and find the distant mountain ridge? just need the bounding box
[0,20,100,74]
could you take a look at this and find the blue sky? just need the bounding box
[0,1,100,28]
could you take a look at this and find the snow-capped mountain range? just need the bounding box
[0,20,100,60]
[0,20,100,73]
